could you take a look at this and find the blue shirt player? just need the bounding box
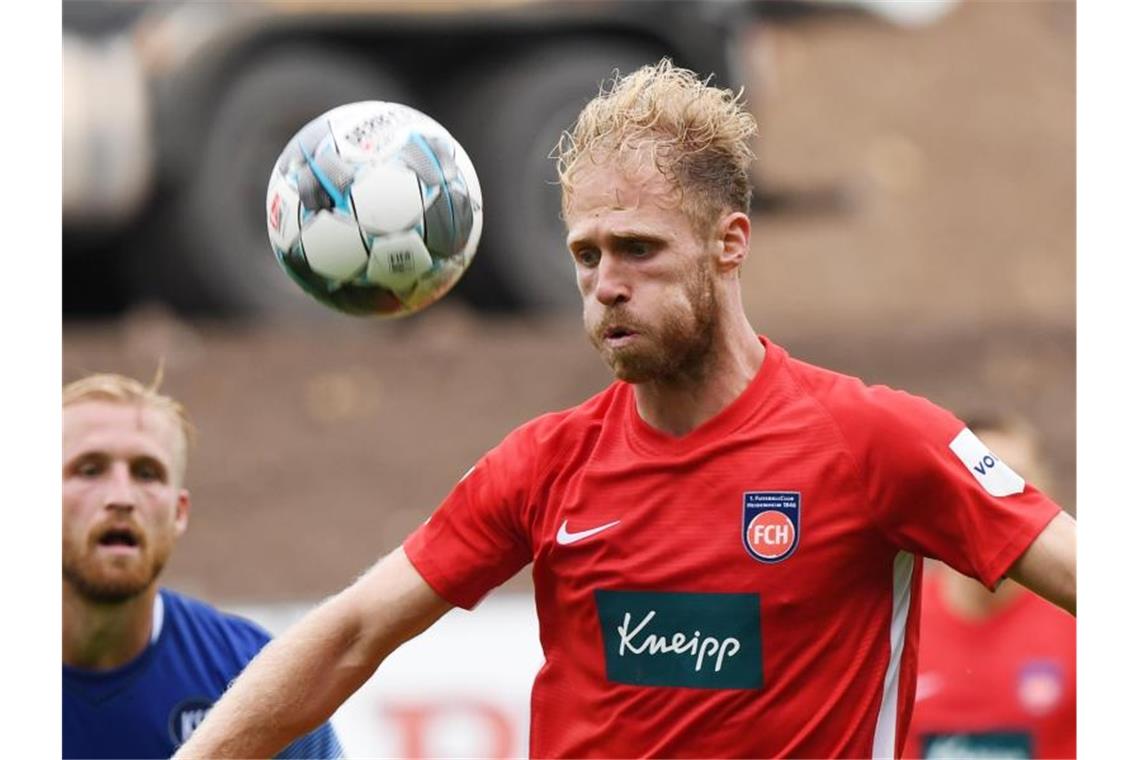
[64,589,342,758]
[62,373,342,758]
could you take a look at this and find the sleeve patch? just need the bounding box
[949,427,1026,497]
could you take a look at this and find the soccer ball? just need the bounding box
[265,101,482,317]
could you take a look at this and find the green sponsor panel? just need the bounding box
[595,590,762,689]
[921,731,1033,759]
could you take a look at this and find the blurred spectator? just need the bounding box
[904,413,1076,759]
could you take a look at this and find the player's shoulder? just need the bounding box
[160,588,271,661]
[784,351,924,418]
[784,352,960,445]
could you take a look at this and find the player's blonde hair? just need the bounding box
[556,58,758,236]
[63,368,195,484]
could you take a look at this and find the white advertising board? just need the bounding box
[230,592,543,759]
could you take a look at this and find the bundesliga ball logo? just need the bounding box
[265,101,483,317]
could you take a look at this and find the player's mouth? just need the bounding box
[602,326,640,348]
[95,527,143,555]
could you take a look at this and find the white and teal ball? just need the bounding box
[266,101,482,317]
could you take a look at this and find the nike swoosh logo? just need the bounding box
[556,518,621,546]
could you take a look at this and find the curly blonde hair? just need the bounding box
[556,58,758,235]
[63,369,195,483]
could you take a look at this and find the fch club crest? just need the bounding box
[742,491,800,563]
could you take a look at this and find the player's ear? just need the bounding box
[174,490,190,537]
[713,211,751,274]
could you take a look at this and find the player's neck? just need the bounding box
[62,583,158,671]
[633,310,764,437]
[939,569,1025,622]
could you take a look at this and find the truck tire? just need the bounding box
[442,41,665,313]
[135,47,412,318]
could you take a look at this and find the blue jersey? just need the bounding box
[63,588,343,759]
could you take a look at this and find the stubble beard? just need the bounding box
[63,538,169,605]
[589,260,720,386]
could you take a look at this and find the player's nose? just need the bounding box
[594,254,631,306]
[101,462,136,513]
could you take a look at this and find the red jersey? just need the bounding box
[404,337,1060,758]
[904,573,1076,759]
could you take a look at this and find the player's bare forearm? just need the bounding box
[173,547,452,758]
[1008,511,1076,615]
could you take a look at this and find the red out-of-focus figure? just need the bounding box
[905,413,1075,759]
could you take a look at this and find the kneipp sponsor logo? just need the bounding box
[595,590,762,690]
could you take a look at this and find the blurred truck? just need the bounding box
[63,0,758,318]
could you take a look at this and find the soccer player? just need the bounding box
[177,60,1075,759]
[62,372,343,759]
[905,414,1075,759]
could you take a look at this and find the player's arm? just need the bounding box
[1006,510,1076,615]
[174,547,452,759]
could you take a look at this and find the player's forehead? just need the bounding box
[564,157,681,245]
[63,400,180,462]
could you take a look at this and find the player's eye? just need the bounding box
[74,459,104,478]
[615,237,658,259]
[133,460,166,483]
[576,248,601,268]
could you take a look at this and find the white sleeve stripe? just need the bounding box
[871,551,916,759]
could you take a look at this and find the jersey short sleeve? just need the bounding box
[831,384,1060,588]
[403,423,537,609]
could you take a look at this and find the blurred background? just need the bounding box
[62,0,1074,756]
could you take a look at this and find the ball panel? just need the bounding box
[462,202,484,263]
[423,179,474,258]
[398,134,448,187]
[328,101,422,162]
[266,172,301,252]
[352,164,424,234]
[399,257,467,312]
[366,231,433,293]
[452,139,483,211]
[277,243,330,292]
[300,210,369,281]
[310,143,356,206]
[323,282,405,316]
[278,242,403,316]
[452,140,484,261]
